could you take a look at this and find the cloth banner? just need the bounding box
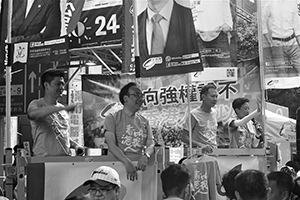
[82,58,262,148]
[216,155,265,200]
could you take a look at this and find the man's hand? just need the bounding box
[125,161,138,181]
[136,155,148,171]
[64,104,76,112]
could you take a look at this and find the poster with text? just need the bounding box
[66,0,123,48]
[261,0,300,89]
[133,0,203,78]
[82,58,263,148]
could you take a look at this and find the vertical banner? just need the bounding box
[122,0,135,73]
[133,0,203,77]
[0,0,6,68]
[68,0,123,49]
[68,67,85,147]
[261,0,300,89]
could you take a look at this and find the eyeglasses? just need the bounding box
[88,186,116,195]
[127,93,144,99]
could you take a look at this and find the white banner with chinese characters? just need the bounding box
[68,67,85,146]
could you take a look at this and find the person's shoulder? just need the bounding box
[211,108,218,114]
[136,112,149,122]
[138,8,147,21]
[28,98,43,107]
[105,109,122,121]
[191,106,201,113]
[173,1,192,12]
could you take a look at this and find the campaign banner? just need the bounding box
[82,58,262,148]
[68,67,85,147]
[133,0,203,77]
[261,0,300,89]
[12,37,69,65]
[122,0,135,73]
[68,0,123,49]
[8,0,122,48]
[82,74,135,148]
[192,0,237,68]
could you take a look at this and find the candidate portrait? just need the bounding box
[11,0,61,43]
[137,0,199,57]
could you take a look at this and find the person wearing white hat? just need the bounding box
[82,166,121,200]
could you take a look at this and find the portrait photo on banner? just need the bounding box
[134,0,203,78]
[192,0,237,68]
[261,0,300,89]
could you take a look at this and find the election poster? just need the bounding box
[261,0,300,89]
[133,0,203,78]
[67,0,123,48]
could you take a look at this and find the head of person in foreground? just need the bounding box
[161,164,192,200]
[83,166,121,200]
[235,169,269,200]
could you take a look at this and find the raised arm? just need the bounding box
[27,102,75,120]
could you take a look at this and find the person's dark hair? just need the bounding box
[178,157,188,165]
[200,84,217,100]
[267,171,294,196]
[235,169,268,200]
[41,69,65,90]
[119,82,137,105]
[161,164,190,198]
[286,161,300,173]
[232,98,250,112]
[222,168,242,200]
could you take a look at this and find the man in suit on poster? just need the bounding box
[11,0,61,43]
[137,0,198,57]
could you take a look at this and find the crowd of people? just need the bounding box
[64,159,300,200]
[219,160,300,200]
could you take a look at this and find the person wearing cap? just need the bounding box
[82,166,121,200]
[104,82,155,181]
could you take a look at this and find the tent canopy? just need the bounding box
[265,110,296,143]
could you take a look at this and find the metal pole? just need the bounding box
[256,0,266,148]
[187,74,193,156]
[5,0,12,148]
[90,49,115,74]
[107,48,122,64]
